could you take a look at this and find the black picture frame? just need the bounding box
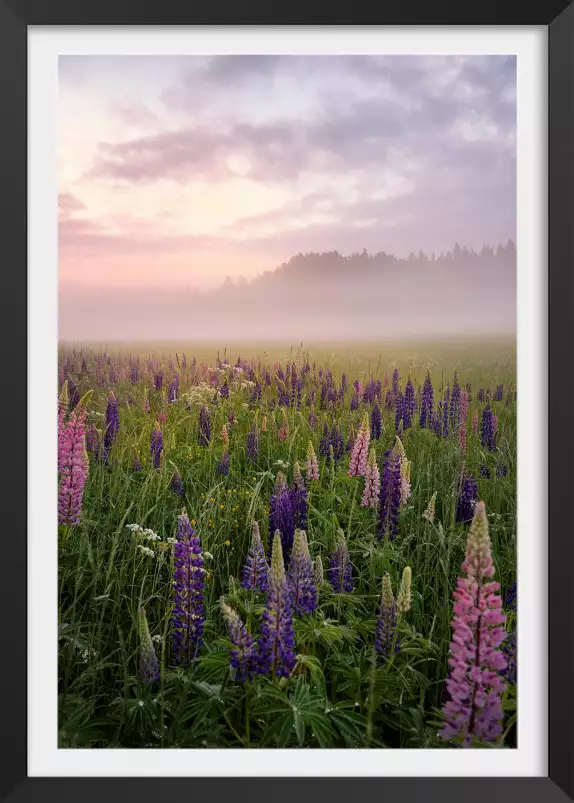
[1,2,572,801]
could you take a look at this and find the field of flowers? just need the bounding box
[58,342,517,749]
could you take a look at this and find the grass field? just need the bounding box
[58,339,517,749]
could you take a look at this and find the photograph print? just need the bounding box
[57,54,517,750]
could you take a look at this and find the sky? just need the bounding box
[58,54,516,339]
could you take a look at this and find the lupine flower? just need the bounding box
[458,424,467,452]
[395,392,405,432]
[450,372,461,429]
[269,471,295,559]
[350,392,359,411]
[247,422,259,462]
[132,451,142,472]
[440,501,508,746]
[218,449,229,475]
[392,368,399,397]
[319,422,331,457]
[220,598,259,682]
[313,555,324,588]
[220,423,229,448]
[330,424,344,460]
[154,371,163,392]
[371,401,382,440]
[502,631,517,685]
[172,470,184,496]
[349,412,370,477]
[494,384,504,402]
[477,388,485,402]
[422,491,437,522]
[58,402,90,526]
[308,409,317,430]
[361,446,381,508]
[85,423,99,458]
[104,391,119,462]
[420,373,434,429]
[287,529,318,616]
[396,566,412,614]
[306,440,319,480]
[393,436,412,505]
[171,510,205,666]
[150,421,163,469]
[198,405,211,446]
[496,463,508,477]
[481,403,496,451]
[257,531,296,678]
[456,474,478,523]
[404,378,416,429]
[328,531,354,593]
[480,465,491,479]
[375,573,399,659]
[138,607,160,685]
[378,445,402,540]
[241,521,268,593]
[290,461,308,531]
[220,380,229,399]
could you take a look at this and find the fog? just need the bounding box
[59,244,516,343]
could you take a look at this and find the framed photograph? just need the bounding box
[2,2,572,802]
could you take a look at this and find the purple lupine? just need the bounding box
[68,380,80,411]
[456,474,478,523]
[172,470,184,496]
[308,409,317,430]
[330,424,345,461]
[361,446,381,508]
[502,631,517,685]
[371,400,382,440]
[290,461,308,531]
[85,423,99,457]
[218,449,229,475]
[378,446,402,541]
[103,391,119,463]
[481,403,496,451]
[220,598,259,682]
[130,360,139,384]
[392,368,399,398]
[269,471,295,560]
[257,531,296,678]
[375,573,399,660]
[384,389,393,411]
[58,404,89,526]
[287,529,318,616]
[319,422,332,458]
[220,380,229,399]
[477,388,485,402]
[198,405,211,446]
[247,422,259,462]
[450,372,461,429]
[168,377,178,403]
[420,372,434,428]
[496,463,508,477]
[154,371,163,392]
[242,521,268,593]
[349,412,370,477]
[150,421,163,469]
[480,465,491,479]
[494,384,504,402]
[328,531,354,593]
[505,581,517,611]
[171,510,205,666]
[350,392,359,411]
[133,452,142,472]
[403,378,416,429]
[440,502,507,746]
[138,607,160,685]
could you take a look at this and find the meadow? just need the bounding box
[57,339,517,749]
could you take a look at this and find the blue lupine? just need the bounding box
[328,531,354,593]
[420,372,434,428]
[403,378,416,429]
[456,474,478,523]
[171,510,205,666]
[371,400,382,440]
[378,447,402,540]
[290,461,308,531]
[287,528,318,616]
[220,598,259,682]
[269,472,295,560]
[481,403,496,451]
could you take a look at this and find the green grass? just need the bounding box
[58,340,517,749]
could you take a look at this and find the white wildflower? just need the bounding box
[137,545,155,558]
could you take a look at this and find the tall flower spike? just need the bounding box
[138,607,160,685]
[420,372,434,429]
[171,469,184,496]
[306,440,319,480]
[328,531,354,593]
[198,405,211,446]
[269,471,295,559]
[171,510,206,666]
[220,598,259,682]
[422,491,437,523]
[370,401,382,440]
[396,566,412,614]
[378,447,402,540]
[349,411,370,477]
[375,573,399,659]
[361,446,381,508]
[241,520,268,593]
[257,531,296,678]
[150,421,163,469]
[313,555,324,588]
[456,474,478,523]
[287,529,318,616]
[393,436,411,505]
[290,461,308,531]
[58,405,90,526]
[440,501,508,746]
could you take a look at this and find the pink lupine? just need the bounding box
[58,403,90,526]
[458,424,467,453]
[361,447,380,508]
[306,440,319,480]
[440,501,508,746]
[349,412,370,477]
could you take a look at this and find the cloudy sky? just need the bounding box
[58,54,516,296]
